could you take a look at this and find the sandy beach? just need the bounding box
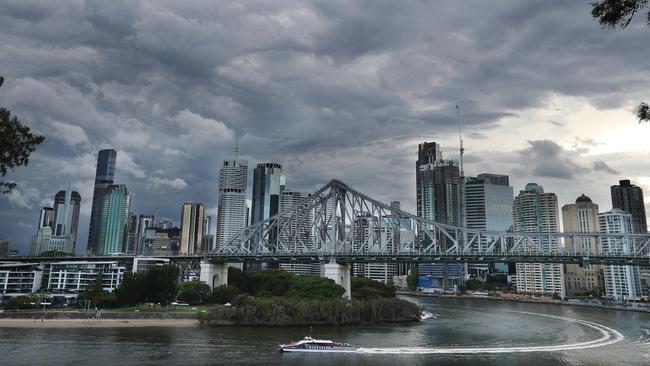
[0,318,199,328]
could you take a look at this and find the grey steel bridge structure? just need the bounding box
[4,180,650,267]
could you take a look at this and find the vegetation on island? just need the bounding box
[198,268,422,326]
[3,264,421,325]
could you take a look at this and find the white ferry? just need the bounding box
[279,336,358,353]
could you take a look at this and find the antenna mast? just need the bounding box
[234,134,239,159]
[457,105,464,178]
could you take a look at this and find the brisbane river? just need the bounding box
[1,296,649,365]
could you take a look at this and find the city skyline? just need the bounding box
[1,1,650,255]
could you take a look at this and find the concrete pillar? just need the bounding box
[199,260,228,289]
[324,261,352,299]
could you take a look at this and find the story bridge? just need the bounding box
[4,180,650,298]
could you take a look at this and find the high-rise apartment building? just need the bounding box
[611,179,649,297]
[251,163,285,224]
[512,183,565,298]
[135,214,155,255]
[87,149,117,254]
[562,195,603,296]
[278,190,321,275]
[52,190,81,252]
[96,184,131,255]
[465,173,514,277]
[180,202,205,255]
[599,209,642,300]
[416,142,464,289]
[216,159,248,250]
[611,179,647,233]
[38,207,54,229]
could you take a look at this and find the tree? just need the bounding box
[208,285,241,304]
[179,280,211,301]
[591,1,650,122]
[0,75,45,193]
[406,266,419,290]
[351,277,396,300]
[143,265,179,305]
[286,275,345,300]
[115,272,146,306]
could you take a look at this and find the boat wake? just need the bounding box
[357,311,624,354]
[420,311,438,320]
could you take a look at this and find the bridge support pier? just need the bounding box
[323,261,351,299]
[200,260,228,289]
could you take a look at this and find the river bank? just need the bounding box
[397,289,650,313]
[0,318,198,328]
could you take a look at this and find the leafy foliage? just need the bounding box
[178,280,211,304]
[406,265,419,290]
[351,277,395,300]
[198,297,421,326]
[0,75,45,193]
[637,102,649,122]
[4,294,49,310]
[591,0,649,29]
[115,264,179,306]
[208,285,241,304]
[591,2,649,123]
[286,275,345,300]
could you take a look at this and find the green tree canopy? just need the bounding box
[351,277,396,300]
[286,275,345,300]
[0,75,45,193]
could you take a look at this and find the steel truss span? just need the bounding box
[211,180,650,266]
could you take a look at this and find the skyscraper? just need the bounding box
[611,179,647,233]
[278,190,320,275]
[87,149,117,254]
[512,183,565,298]
[96,184,131,255]
[599,209,641,301]
[216,159,248,250]
[416,142,464,289]
[52,190,81,252]
[38,207,54,229]
[611,179,649,297]
[180,202,205,255]
[135,214,155,255]
[465,173,514,276]
[562,195,603,296]
[251,163,285,224]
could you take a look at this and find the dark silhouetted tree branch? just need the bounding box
[0,75,45,193]
[591,1,649,122]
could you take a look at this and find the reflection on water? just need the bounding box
[1,296,649,366]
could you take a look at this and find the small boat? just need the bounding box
[279,336,358,353]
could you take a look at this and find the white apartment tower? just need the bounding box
[598,209,642,301]
[278,190,321,275]
[216,159,248,250]
[512,183,565,298]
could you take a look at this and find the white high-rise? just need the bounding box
[598,209,641,301]
[216,159,248,250]
[278,190,321,275]
[512,183,565,298]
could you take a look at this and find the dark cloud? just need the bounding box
[593,160,621,175]
[516,140,589,179]
[0,1,647,253]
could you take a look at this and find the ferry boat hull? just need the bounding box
[279,336,358,353]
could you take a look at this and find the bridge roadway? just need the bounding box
[2,253,650,266]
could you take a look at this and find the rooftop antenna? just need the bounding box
[234,134,239,159]
[456,105,464,178]
[457,105,466,229]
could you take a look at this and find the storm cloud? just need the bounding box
[1,0,649,253]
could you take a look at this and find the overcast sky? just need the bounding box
[1,0,649,254]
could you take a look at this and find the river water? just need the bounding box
[1,296,649,365]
